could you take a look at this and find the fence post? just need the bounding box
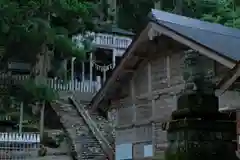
[96,76,102,91]
[0,132,40,159]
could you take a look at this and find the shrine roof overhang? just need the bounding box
[89,9,240,113]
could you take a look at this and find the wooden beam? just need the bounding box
[134,79,238,100]
[131,79,136,123]
[147,62,155,120]
[166,56,171,86]
[216,64,240,96]
[115,117,168,129]
[133,54,149,59]
[136,84,185,100]
[116,107,119,126]
[135,103,151,107]
[122,69,135,73]
[150,22,236,69]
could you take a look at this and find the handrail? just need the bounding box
[69,96,115,160]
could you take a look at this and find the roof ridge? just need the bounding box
[158,19,240,39]
[151,9,240,38]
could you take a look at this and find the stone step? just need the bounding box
[51,99,105,160]
[89,113,115,147]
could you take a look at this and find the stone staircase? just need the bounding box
[90,112,115,150]
[51,96,114,160]
[70,97,115,159]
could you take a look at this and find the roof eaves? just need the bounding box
[149,9,237,67]
[149,20,236,68]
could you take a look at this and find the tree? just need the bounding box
[14,79,58,141]
[182,0,240,28]
[118,0,155,32]
[0,0,102,136]
[0,0,98,82]
[116,0,240,32]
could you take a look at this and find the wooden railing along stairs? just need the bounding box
[69,96,115,160]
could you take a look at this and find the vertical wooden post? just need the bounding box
[166,56,171,86]
[148,61,156,157]
[90,53,93,91]
[131,79,136,123]
[103,65,106,82]
[96,76,102,91]
[237,111,240,151]
[147,62,154,119]
[40,101,45,141]
[154,0,162,9]
[112,49,116,68]
[116,102,120,126]
[81,61,85,82]
[152,122,156,157]
[71,57,76,90]
[19,102,23,133]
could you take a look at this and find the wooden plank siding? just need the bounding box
[151,56,168,91]
[215,62,229,82]
[110,50,233,159]
[134,64,148,97]
[117,97,133,126]
[237,111,240,151]
[154,95,176,120]
[154,122,168,154]
[115,125,152,144]
[169,52,185,86]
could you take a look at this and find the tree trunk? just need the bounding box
[62,59,67,81]
[34,44,52,85]
[175,0,183,15]
[40,101,45,141]
[19,102,23,133]
[32,102,41,116]
[154,0,162,9]
[108,0,117,24]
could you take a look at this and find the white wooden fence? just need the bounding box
[0,73,101,93]
[0,132,40,159]
[47,79,100,92]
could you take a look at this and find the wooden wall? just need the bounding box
[151,56,168,91]
[237,111,240,151]
[133,141,152,159]
[112,51,230,121]
[117,97,133,125]
[111,50,231,159]
[115,124,152,145]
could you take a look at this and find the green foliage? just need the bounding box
[0,0,98,69]
[118,0,154,32]
[53,35,86,59]
[117,0,240,32]
[22,79,58,103]
[183,0,240,28]
[10,79,58,103]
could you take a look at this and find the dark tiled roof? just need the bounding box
[98,25,135,36]
[108,26,135,36]
[149,9,240,61]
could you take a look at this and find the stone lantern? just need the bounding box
[165,50,238,160]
